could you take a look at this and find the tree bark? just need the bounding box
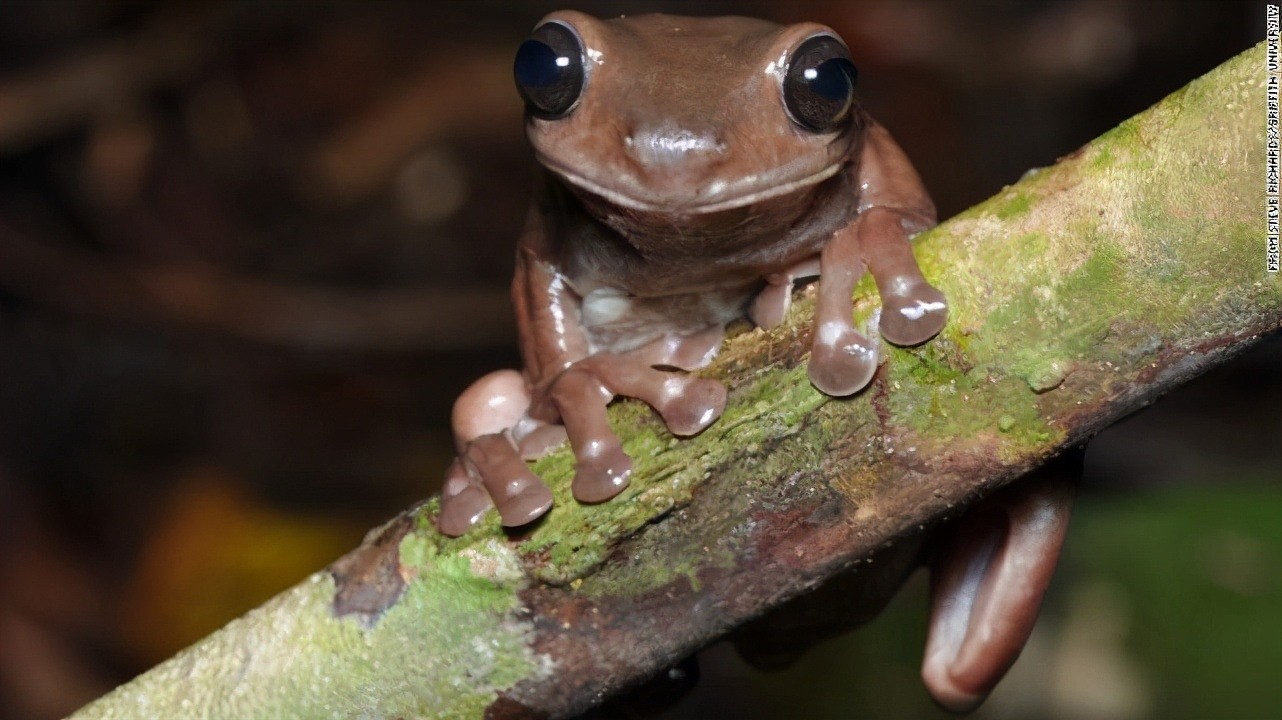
[72,42,1278,720]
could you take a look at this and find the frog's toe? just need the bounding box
[438,485,493,536]
[808,324,879,397]
[656,376,726,436]
[494,478,554,527]
[573,445,633,503]
[437,465,493,537]
[464,433,554,527]
[880,284,948,346]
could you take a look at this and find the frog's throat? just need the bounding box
[538,158,843,215]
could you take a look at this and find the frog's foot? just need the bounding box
[439,369,549,536]
[879,281,948,347]
[437,460,493,537]
[922,462,1075,712]
[808,320,880,397]
[436,432,555,537]
[749,257,821,329]
[464,432,555,527]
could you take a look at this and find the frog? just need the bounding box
[435,11,948,538]
[434,12,1078,712]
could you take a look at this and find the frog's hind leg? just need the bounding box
[635,324,726,371]
[860,208,948,346]
[750,257,821,330]
[450,369,530,448]
[437,369,554,535]
[922,456,1076,712]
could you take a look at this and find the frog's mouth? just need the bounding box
[539,158,844,215]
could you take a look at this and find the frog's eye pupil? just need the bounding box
[514,22,585,119]
[810,59,856,101]
[783,36,859,133]
[515,41,559,86]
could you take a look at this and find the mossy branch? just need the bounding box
[73,43,1278,720]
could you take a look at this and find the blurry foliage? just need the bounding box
[1065,486,1282,720]
[116,471,362,662]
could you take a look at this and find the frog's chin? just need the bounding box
[541,160,843,216]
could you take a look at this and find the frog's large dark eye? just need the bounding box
[514,22,586,119]
[783,35,859,133]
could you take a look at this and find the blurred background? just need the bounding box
[0,1,1273,718]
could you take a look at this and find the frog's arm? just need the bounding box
[808,122,949,396]
[855,121,937,229]
[436,206,591,535]
[511,213,728,505]
[512,207,591,408]
[853,122,949,345]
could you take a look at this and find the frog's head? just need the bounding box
[515,11,864,218]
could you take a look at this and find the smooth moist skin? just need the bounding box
[437,11,948,537]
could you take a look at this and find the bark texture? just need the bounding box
[73,42,1277,720]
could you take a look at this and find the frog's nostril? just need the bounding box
[625,125,726,169]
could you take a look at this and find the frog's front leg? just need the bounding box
[808,208,948,396]
[854,122,949,348]
[807,123,948,396]
[437,217,729,535]
[860,207,948,346]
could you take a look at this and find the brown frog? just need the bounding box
[437,12,1076,712]
[437,11,947,536]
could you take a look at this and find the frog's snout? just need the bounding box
[623,121,727,172]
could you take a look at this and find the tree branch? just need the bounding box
[72,42,1277,720]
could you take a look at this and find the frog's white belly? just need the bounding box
[581,285,752,354]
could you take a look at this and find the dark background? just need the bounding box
[0,1,1275,718]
